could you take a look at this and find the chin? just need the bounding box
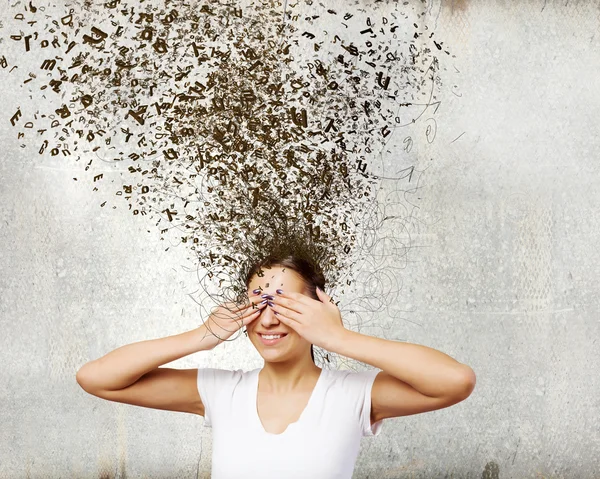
[262,355,290,363]
[252,343,290,361]
[257,345,289,357]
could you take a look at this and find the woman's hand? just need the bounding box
[203,297,267,349]
[268,287,347,350]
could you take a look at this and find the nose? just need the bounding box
[258,303,281,326]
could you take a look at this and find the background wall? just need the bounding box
[1,0,599,478]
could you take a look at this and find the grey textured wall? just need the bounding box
[1,1,599,478]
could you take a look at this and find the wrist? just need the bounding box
[323,327,354,353]
[193,324,221,351]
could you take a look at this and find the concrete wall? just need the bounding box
[0,0,598,477]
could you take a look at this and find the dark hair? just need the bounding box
[244,254,326,363]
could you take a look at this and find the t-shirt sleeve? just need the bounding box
[354,369,385,437]
[196,367,242,428]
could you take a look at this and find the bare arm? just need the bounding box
[76,298,265,404]
[75,324,219,391]
[74,299,265,416]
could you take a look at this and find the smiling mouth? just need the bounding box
[259,333,287,339]
[258,333,288,345]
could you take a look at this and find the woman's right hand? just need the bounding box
[202,296,267,349]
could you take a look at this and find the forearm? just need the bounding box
[76,324,218,391]
[328,330,475,398]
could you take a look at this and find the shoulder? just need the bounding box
[326,367,379,381]
[196,367,256,404]
[324,368,384,435]
[324,368,380,392]
[196,367,256,389]
[196,368,256,427]
[197,367,255,380]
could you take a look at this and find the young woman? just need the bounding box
[76,254,476,478]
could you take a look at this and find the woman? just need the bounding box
[76,253,476,478]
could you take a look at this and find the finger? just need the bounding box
[315,286,332,304]
[245,308,262,325]
[269,302,302,323]
[216,301,249,315]
[245,300,268,313]
[234,292,264,309]
[244,295,269,309]
[213,304,246,320]
[269,308,297,329]
[212,305,257,326]
[224,299,265,317]
[270,295,306,315]
[230,303,266,323]
[275,290,314,307]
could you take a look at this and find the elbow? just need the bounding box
[76,365,93,390]
[75,369,87,389]
[457,365,476,398]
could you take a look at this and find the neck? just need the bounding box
[259,354,321,394]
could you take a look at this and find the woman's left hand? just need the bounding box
[267,287,347,350]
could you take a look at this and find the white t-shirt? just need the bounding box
[196,367,383,479]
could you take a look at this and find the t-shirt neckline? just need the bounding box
[251,367,326,436]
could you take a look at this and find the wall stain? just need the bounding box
[482,460,500,479]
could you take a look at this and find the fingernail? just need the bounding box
[267,301,274,307]
[261,294,274,299]
[276,289,283,294]
[252,289,261,295]
[260,299,268,304]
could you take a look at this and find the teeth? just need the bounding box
[262,334,283,340]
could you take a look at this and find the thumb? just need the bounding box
[315,286,332,304]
